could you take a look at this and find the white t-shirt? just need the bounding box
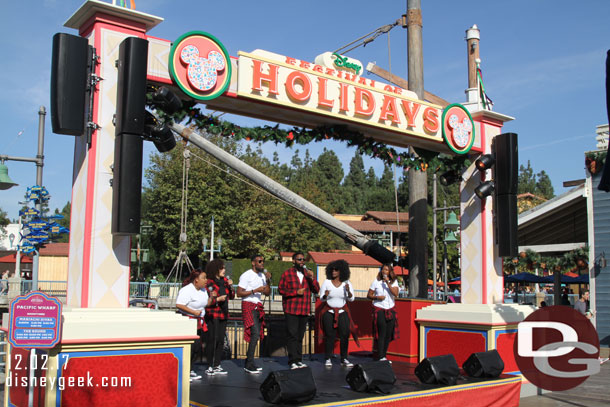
[320,279,355,313]
[176,283,209,317]
[238,269,268,304]
[369,279,399,310]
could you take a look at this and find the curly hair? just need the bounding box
[205,259,225,280]
[325,259,351,282]
[376,263,396,283]
[182,269,205,287]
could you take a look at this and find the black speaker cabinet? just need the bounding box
[260,367,316,404]
[50,33,89,135]
[415,354,459,385]
[463,349,504,378]
[346,360,396,394]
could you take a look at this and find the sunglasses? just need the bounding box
[294,258,305,261]
[256,260,265,264]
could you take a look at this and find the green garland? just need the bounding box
[503,246,589,274]
[164,102,471,175]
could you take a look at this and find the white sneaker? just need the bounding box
[325,359,332,367]
[190,371,202,380]
[379,357,392,364]
[297,361,307,368]
[205,367,216,376]
[341,359,353,367]
[213,366,228,375]
[290,363,300,370]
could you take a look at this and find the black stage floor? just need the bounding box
[189,354,512,407]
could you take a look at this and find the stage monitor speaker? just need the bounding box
[260,366,316,404]
[415,354,460,386]
[463,349,504,378]
[346,360,396,394]
[50,33,89,135]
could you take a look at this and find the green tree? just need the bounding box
[535,170,554,199]
[0,207,9,242]
[52,202,71,243]
[518,161,537,195]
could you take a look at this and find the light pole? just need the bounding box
[202,216,222,261]
[442,212,460,300]
[432,178,460,299]
[0,106,46,291]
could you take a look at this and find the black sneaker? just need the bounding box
[245,363,261,374]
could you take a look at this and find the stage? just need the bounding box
[188,354,522,407]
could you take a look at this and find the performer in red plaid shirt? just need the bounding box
[237,254,271,374]
[204,259,234,376]
[278,252,320,369]
[367,263,400,362]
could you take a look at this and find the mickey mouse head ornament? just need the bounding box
[169,31,232,101]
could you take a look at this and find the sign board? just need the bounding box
[9,292,62,348]
[166,33,477,154]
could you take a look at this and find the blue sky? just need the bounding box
[1,0,609,219]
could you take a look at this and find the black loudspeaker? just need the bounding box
[50,33,89,135]
[415,354,460,386]
[495,193,518,257]
[346,360,396,394]
[493,132,519,257]
[463,349,504,378]
[260,367,316,404]
[111,37,148,235]
[493,133,518,196]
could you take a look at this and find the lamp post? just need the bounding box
[0,106,46,291]
[432,182,460,299]
[202,216,222,261]
[442,212,460,300]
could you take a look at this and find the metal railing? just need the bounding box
[17,280,67,298]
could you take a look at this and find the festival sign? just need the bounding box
[9,292,63,348]
[166,33,477,154]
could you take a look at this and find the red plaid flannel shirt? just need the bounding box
[278,267,320,315]
[372,306,400,340]
[204,277,235,320]
[242,301,265,342]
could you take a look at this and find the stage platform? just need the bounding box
[188,354,522,407]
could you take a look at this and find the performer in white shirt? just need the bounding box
[237,254,271,373]
[318,259,358,367]
[367,263,399,361]
[176,268,213,381]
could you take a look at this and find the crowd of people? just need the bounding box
[175,253,399,380]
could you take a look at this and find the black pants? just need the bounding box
[322,311,349,360]
[246,309,261,364]
[285,313,308,364]
[206,317,227,367]
[375,309,395,359]
[191,328,205,363]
